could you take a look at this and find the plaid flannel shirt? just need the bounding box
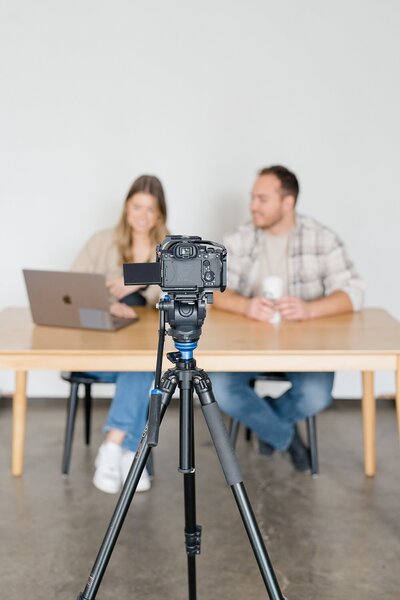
[224,213,365,310]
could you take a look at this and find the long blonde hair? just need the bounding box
[115,175,168,264]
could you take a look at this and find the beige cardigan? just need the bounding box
[71,228,161,307]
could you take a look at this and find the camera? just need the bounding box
[123,236,227,294]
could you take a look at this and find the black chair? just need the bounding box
[60,372,154,477]
[60,295,155,475]
[60,372,112,475]
[228,374,319,476]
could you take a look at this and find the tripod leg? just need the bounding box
[183,471,200,600]
[77,374,177,600]
[179,372,201,600]
[193,373,286,600]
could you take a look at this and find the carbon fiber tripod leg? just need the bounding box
[76,372,178,600]
[193,371,286,600]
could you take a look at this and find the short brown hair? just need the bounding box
[258,165,300,205]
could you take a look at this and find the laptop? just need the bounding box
[23,269,138,331]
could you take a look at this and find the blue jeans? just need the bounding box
[210,372,334,450]
[86,371,154,452]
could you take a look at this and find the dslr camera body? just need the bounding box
[123,235,227,295]
[123,235,227,342]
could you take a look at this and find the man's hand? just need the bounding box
[106,277,143,300]
[245,297,276,322]
[109,302,137,320]
[275,296,311,321]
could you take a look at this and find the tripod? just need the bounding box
[76,295,286,600]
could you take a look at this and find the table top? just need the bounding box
[0,307,399,372]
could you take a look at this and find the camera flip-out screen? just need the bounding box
[123,262,161,286]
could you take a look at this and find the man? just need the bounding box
[212,165,365,471]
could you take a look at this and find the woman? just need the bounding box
[72,175,168,494]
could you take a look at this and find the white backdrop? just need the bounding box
[1,1,399,398]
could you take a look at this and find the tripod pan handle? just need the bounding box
[147,389,162,447]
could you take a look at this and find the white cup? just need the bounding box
[262,276,284,324]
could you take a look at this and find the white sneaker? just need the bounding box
[93,442,123,494]
[121,449,152,492]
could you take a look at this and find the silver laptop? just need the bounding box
[23,269,138,330]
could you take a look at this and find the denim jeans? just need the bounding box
[86,371,154,452]
[210,372,334,450]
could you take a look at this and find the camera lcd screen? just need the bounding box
[164,260,202,287]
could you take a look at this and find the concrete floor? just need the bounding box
[0,397,399,599]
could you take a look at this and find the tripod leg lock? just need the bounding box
[185,525,202,557]
[178,466,195,474]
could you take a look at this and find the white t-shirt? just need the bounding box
[251,232,289,297]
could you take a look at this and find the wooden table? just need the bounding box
[0,307,399,477]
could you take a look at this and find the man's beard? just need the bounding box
[253,211,285,230]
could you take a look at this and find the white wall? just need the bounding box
[1,0,399,398]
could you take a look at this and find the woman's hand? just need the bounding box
[109,302,137,320]
[106,277,143,300]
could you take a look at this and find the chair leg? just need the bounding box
[84,384,92,446]
[306,415,319,476]
[62,382,80,475]
[228,418,240,449]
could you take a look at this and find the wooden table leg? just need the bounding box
[12,370,27,477]
[396,356,400,441]
[362,371,376,477]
